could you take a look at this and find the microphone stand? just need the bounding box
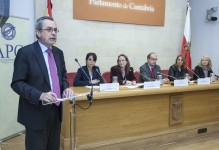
[87,83,93,104]
[69,99,77,150]
[187,67,200,79]
[70,58,93,150]
[69,93,93,150]
[138,70,154,82]
[96,69,107,83]
[157,72,177,80]
[69,90,93,150]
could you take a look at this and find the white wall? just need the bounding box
[190,0,219,75]
[10,0,35,42]
[35,0,187,73]
[0,0,34,140]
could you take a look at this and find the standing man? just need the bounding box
[11,16,73,150]
[139,52,169,83]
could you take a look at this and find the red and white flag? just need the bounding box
[181,2,191,69]
[46,0,53,17]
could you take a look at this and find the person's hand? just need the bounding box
[40,92,57,102]
[91,79,100,84]
[162,78,170,84]
[63,88,74,98]
[212,76,216,82]
[125,80,132,85]
[131,81,137,85]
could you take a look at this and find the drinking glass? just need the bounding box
[157,75,163,85]
[184,73,189,82]
[210,73,215,82]
[112,76,118,83]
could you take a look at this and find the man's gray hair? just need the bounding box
[35,16,54,39]
[35,16,54,30]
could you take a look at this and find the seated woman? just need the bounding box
[168,55,189,81]
[193,56,213,80]
[110,54,137,85]
[73,52,103,86]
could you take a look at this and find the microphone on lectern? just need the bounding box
[74,58,93,103]
[87,86,93,103]
[157,72,177,80]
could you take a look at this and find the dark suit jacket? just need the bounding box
[193,65,213,80]
[110,66,136,85]
[139,62,162,82]
[168,65,188,81]
[11,41,69,130]
[73,66,103,86]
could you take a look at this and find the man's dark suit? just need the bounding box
[139,62,162,82]
[11,41,69,149]
[11,41,69,129]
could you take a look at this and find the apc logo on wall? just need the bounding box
[1,23,16,40]
[0,22,22,64]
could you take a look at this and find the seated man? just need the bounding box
[139,52,169,83]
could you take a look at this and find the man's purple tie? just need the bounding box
[151,68,155,79]
[47,49,61,106]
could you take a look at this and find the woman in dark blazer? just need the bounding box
[73,52,103,86]
[110,54,137,85]
[193,56,213,80]
[168,55,189,81]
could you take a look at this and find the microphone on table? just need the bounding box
[138,70,155,82]
[186,67,200,79]
[95,68,107,83]
[140,67,159,82]
[75,58,91,83]
[74,58,93,104]
[157,72,177,80]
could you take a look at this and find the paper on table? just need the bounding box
[85,86,100,89]
[124,83,144,89]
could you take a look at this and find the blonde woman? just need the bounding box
[193,56,213,80]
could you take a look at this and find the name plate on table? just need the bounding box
[174,79,189,87]
[144,81,160,89]
[99,83,120,92]
[197,78,210,85]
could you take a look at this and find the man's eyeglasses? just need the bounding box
[40,28,59,33]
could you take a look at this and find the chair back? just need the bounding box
[161,70,169,75]
[102,71,110,83]
[67,72,77,86]
[188,69,194,78]
[134,71,141,83]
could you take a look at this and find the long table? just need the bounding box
[61,81,219,150]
